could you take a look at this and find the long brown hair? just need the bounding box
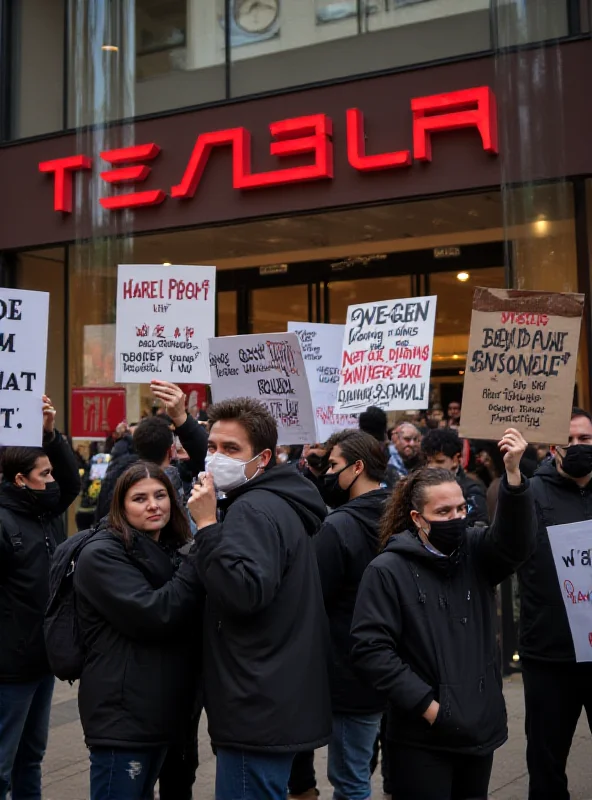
[379,467,457,551]
[108,461,191,551]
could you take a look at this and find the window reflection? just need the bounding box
[328,275,412,324]
[251,285,309,333]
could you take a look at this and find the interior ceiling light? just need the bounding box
[102,45,119,52]
[534,217,549,235]
[456,272,470,282]
[162,261,172,266]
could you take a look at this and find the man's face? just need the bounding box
[426,451,460,473]
[448,402,461,421]
[429,409,444,423]
[394,425,421,460]
[208,419,271,479]
[553,415,592,475]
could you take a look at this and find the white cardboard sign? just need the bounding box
[548,520,592,662]
[115,264,216,384]
[0,288,49,446]
[208,332,316,445]
[336,295,437,412]
[288,322,358,441]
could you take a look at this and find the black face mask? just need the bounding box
[322,464,359,508]
[560,445,592,479]
[421,516,467,556]
[23,481,62,513]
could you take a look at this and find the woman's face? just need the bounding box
[410,481,466,530]
[327,445,358,489]
[123,478,171,536]
[16,456,53,490]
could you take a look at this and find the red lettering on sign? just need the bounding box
[346,108,411,171]
[411,86,498,162]
[171,114,333,198]
[38,155,92,213]
[100,143,165,210]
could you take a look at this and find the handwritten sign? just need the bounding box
[459,289,584,444]
[115,264,216,384]
[548,520,592,662]
[71,387,127,440]
[0,288,49,446]
[208,333,316,445]
[288,322,358,441]
[335,295,437,412]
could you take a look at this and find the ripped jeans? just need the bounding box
[89,747,167,800]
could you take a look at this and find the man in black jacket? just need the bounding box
[0,397,81,800]
[518,407,592,800]
[188,397,331,800]
[422,427,489,525]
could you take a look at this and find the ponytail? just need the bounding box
[379,467,457,551]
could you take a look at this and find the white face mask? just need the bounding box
[206,451,263,493]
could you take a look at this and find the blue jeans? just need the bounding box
[89,747,167,800]
[328,712,382,800]
[0,674,55,800]
[215,747,295,800]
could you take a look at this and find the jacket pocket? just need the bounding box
[434,667,506,749]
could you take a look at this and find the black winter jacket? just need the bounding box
[74,529,204,748]
[0,431,81,682]
[457,467,489,526]
[519,462,592,662]
[194,465,332,753]
[351,476,536,755]
[95,415,208,520]
[314,488,389,715]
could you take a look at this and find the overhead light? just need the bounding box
[458,370,465,375]
[456,272,470,282]
[512,652,520,662]
[162,261,172,266]
[102,44,119,52]
[534,217,549,235]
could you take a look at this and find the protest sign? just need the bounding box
[71,387,127,440]
[0,288,49,446]
[459,288,584,444]
[548,520,592,662]
[335,296,437,413]
[115,264,216,384]
[288,322,358,441]
[208,332,316,444]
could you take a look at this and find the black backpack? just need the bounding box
[44,525,109,682]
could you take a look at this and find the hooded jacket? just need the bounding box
[193,464,332,753]
[351,476,536,755]
[0,431,81,682]
[75,528,204,748]
[314,488,390,715]
[519,461,592,662]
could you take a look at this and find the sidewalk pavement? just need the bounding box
[43,674,591,799]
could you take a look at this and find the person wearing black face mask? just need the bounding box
[289,431,389,800]
[517,407,592,800]
[0,396,81,799]
[351,428,536,800]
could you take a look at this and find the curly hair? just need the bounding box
[379,467,457,551]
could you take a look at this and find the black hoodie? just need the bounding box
[315,488,390,714]
[351,476,536,755]
[193,464,332,753]
[519,461,592,662]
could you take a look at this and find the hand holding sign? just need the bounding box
[150,380,187,427]
[498,427,527,486]
[42,395,56,436]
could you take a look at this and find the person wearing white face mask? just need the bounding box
[187,397,332,800]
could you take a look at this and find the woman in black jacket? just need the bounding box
[74,461,203,800]
[350,428,537,800]
[0,396,81,800]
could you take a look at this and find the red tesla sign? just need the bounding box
[39,86,498,214]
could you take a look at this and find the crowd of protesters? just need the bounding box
[0,386,591,800]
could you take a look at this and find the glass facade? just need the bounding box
[8,0,578,140]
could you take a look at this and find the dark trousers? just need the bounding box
[157,711,201,800]
[522,658,592,800]
[389,744,493,800]
[288,751,316,795]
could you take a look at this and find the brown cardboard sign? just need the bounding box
[459,288,584,445]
